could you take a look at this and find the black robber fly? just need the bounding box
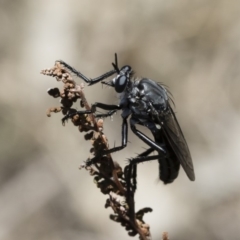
[60,54,195,193]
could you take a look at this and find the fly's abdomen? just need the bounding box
[158,155,180,184]
[154,131,180,184]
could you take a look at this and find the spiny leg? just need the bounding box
[130,117,180,184]
[57,54,119,85]
[62,109,117,124]
[95,110,117,118]
[87,117,128,165]
[130,118,166,153]
[62,102,121,124]
[62,102,128,157]
[62,102,127,164]
[126,117,168,198]
[126,148,161,197]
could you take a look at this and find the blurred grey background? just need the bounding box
[1,0,240,239]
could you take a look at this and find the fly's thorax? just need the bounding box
[119,77,169,119]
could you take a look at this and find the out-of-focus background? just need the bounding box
[1,0,240,239]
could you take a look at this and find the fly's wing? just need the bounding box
[139,78,195,180]
[161,105,195,181]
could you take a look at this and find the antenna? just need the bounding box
[112,53,120,73]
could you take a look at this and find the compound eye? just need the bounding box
[119,75,126,85]
[115,75,127,93]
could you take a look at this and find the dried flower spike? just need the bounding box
[41,61,156,240]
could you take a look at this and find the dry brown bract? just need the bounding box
[41,61,169,240]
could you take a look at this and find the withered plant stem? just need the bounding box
[41,61,160,240]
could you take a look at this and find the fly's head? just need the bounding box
[102,54,133,93]
[112,65,133,93]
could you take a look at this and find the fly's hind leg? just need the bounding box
[125,147,167,200]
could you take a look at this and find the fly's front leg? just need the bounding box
[92,103,121,119]
[61,103,121,124]
[94,110,117,118]
[57,54,119,85]
[57,60,116,85]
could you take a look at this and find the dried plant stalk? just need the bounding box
[41,61,169,240]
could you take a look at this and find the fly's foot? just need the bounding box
[86,158,94,166]
[91,104,97,113]
[61,112,77,125]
